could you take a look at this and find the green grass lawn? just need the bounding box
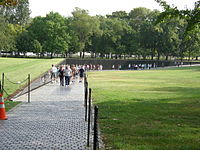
[88,67,200,150]
[0,57,64,110]
[5,101,21,112]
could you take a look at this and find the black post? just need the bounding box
[85,82,88,121]
[0,80,2,93]
[28,74,30,103]
[84,75,87,87]
[2,73,4,95]
[87,88,92,147]
[93,106,99,150]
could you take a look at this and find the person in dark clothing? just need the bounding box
[79,66,85,83]
[58,66,64,86]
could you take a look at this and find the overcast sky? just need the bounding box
[29,0,197,17]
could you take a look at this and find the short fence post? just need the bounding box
[87,88,92,147]
[2,73,4,95]
[0,80,2,93]
[84,74,87,86]
[28,74,30,103]
[93,106,99,150]
[85,82,88,121]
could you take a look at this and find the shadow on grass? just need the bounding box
[151,86,200,94]
[149,86,200,103]
[164,66,200,72]
[97,96,200,150]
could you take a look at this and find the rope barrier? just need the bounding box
[4,75,28,85]
[3,89,9,97]
[12,86,27,99]
[2,74,29,99]
[2,68,53,100]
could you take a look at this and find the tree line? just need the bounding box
[0,0,199,60]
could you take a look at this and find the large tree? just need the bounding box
[0,15,8,52]
[0,0,18,6]
[0,0,30,25]
[16,29,33,54]
[0,15,23,54]
[182,27,200,60]
[155,0,200,33]
[43,12,70,57]
[27,16,47,46]
[27,12,71,57]
[71,7,101,58]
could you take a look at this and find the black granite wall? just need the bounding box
[64,58,200,70]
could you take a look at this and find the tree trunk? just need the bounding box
[196,56,198,60]
[100,53,104,58]
[16,51,20,56]
[181,56,183,61]
[151,54,154,60]
[142,55,146,60]
[80,52,82,58]
[165,55,168,60]
[188,51,191,61]
[69,52,72,58]
[119,54,122,59]
[115,54,118,59]
[91,52,94,58]
[82,49,85,59]
[157,53,160,60]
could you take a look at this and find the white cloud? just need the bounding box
[29,0,196,17]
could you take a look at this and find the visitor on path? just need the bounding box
[75,65,79,78]
[71,65,76,83]
[128,64,131,70]
[51,64,58,83]
[64,65,72,86]
[112,64,115,70]
[58,66,64,86]
[93,64,96,70]
[153,63,156,68]
[79,66,85,83]
[100,64,103,70]
[118,64,122,70]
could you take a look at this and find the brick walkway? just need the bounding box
[0,81,91,150]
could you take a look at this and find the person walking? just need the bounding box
[79,66,85,83]
[64,65,72,86]
[71,65,76,83]
[50,64,58,83]
[58,66,64,86]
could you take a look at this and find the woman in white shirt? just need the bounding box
[64,66,72,86]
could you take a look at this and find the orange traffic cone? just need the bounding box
[0,93,7,120]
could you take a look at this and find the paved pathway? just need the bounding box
[0,81,92,150]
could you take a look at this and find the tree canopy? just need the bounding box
[155,0,200,32]
[0,0,18,6]
[1,1,200,60]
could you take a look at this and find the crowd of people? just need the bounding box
[111,63,157,70]
[50,64,85,86]
[127,63,156,70]
[49,63,159,86]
